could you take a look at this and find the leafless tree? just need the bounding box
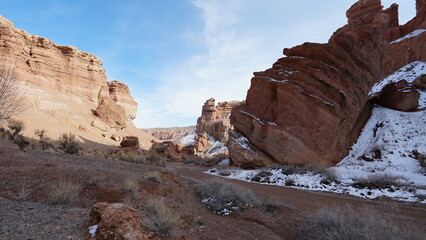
[0,65,26,123]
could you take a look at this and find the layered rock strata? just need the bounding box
[230,0,426,167]
[196,98,240,142]
[0,15,148,146]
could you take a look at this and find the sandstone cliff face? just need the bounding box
[0,16,149,146]
[196,98,241,142]
[230,0,426,167]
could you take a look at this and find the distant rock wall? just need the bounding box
[196,98,241,142]
[143,126,195,141]
[230,0,426,168]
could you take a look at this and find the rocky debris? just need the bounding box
[196,98,241,142]
[110,134,121,142]
[413,74,426,90]
[377,80,420,111]
[227,131,273,169]
[230,0,426,167]
[95,97,127,129]
[89,202,158,240]
[151,141,194,161]
[120,136,139,148]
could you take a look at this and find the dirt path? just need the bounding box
[168,162,426,226]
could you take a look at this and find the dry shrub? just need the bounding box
[143,196,182,236]
[34,129,52,150]
[49,180,81,205]
[116,151,145,163]
[58,133,82,154]
[144,151,166,167]
[352,173,407,190]
[196,178,260,215]
[123,177,140,192]
[2,120,29,150]
[145,170,163,183]
[299,206,424,240]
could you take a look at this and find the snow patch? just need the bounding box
[88,225,98,237]
[369,61,426,96]
[173,131,196,146]
[391,29,426,44]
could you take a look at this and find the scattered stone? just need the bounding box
[413,74,426,90]
[120,136,139,148]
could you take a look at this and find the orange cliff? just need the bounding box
[0,15,152,147]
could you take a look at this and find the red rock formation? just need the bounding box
[120,136,140,148]
[196,98,241,142]
[0,15,146,146]
[90,202,159,240]
[230,0,426,167]
[95,97,127,129]
[377,80,420,111]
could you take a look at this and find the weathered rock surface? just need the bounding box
[120,136,139,148]
[377,80,420,111]
[90,202,158,240]
[230,0,426,167]
[413,74,426,90]
[0,16,150,146]
[196,98,241,142]
[95,97,127,129]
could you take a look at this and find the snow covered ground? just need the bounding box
[207,62,426,204]
[174,131,228,157]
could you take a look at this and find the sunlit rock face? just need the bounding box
[230,0,426,167]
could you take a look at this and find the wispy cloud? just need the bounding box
[133,0,380,128]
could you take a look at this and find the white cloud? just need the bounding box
[135,0,415,128]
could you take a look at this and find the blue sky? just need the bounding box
[1,0,416,128]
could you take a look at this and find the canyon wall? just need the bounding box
[0,15,152,146]
[230,0,426,167]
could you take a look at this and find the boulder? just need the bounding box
[95,97,127,129]
[89,202,158,240]
[413,74,426,90]
[194,132,209,153]
[120,136,139,148]
[378,80,420,111]
[227,131,273,169]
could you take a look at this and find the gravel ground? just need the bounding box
[0,197,89,240]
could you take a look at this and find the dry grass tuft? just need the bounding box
[299,206,424,240]
[352,173,407,190]
[145,170,163,183]
[123,177,140,192]
[142,196,182,236]
[48,180,81,205]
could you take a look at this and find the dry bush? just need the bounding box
[34,129,52,150]
[123,177,140,192]
[196,178,260,215]
[145,170,163,184]
[116,151,145,163]
[143,196,182,236]
[299,206,424,240]
[144,151,166,167]
[13,186,30,201]
[58,133,82,154]
[0,65,26,123]
[2,120,29,150]
[48,180,81,205]
[352,173,407,190]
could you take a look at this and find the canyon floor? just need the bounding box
[0,140,425,240]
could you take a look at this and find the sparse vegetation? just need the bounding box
[144,151,166,167]
[299,207,424,240]
[145,170,163,183]
[143,196,182,236]
[0,66,26,123]
[352,173,407,190]
[48,180,81,205]
[123,177,140,192]
[1,120,29,150]
[34,129,52,150]
[58,133,82,154]
[196,178,260,215]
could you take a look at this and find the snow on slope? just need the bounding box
[207,62,426,203]
[390,29,426,44]
[174,131,228,157]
